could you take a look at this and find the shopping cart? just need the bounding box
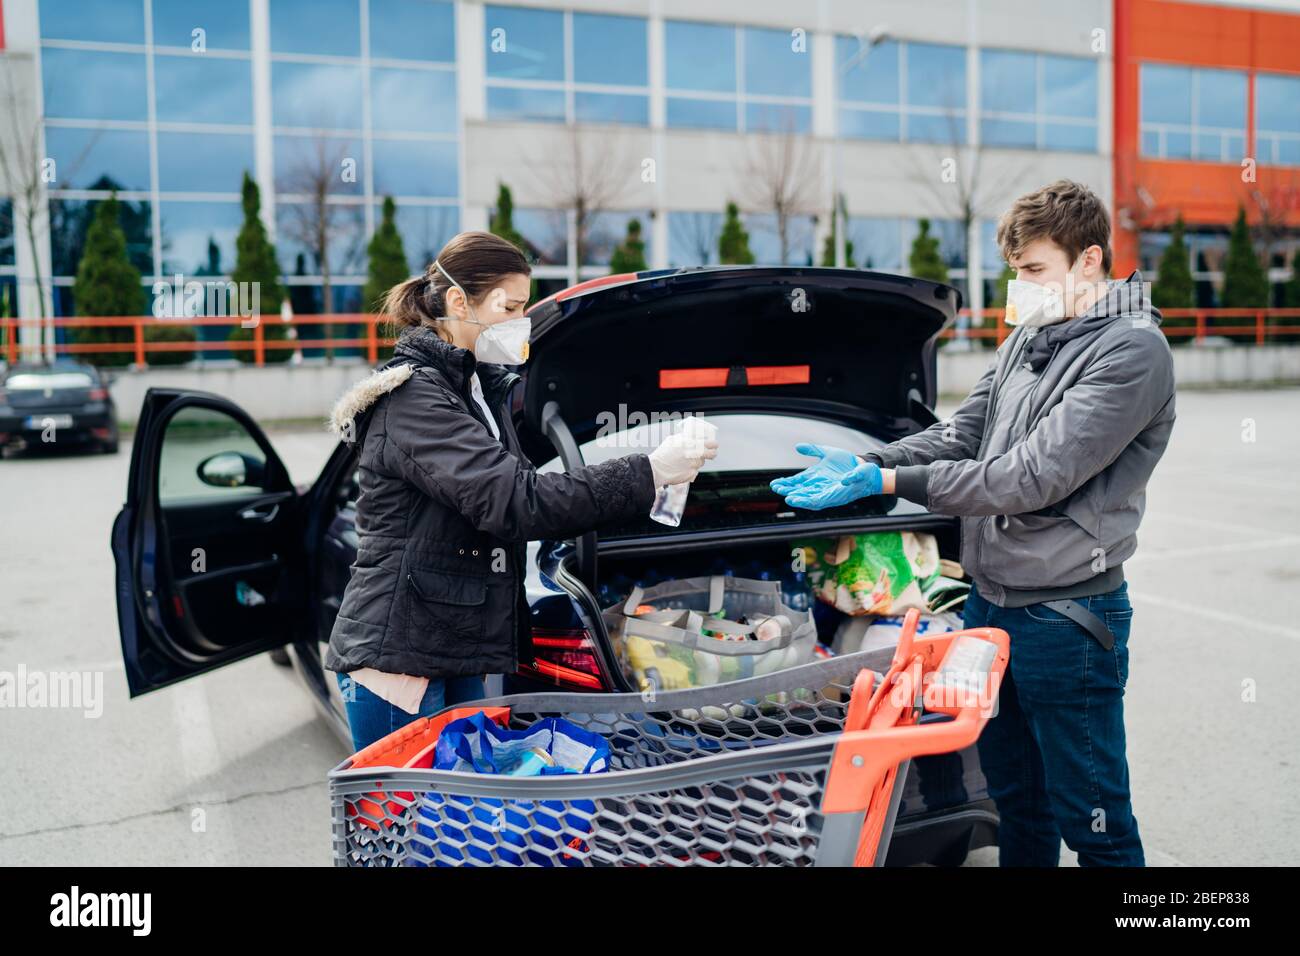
[328,608,1010,867]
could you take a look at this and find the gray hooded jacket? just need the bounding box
[870,270,1176,607]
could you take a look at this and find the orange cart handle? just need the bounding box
[822,625,1010,815]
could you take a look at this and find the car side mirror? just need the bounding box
[197,451,267,489]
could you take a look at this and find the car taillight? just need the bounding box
[518,628,605,690]
[88,387,108,400]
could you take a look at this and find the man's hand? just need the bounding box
[770,443,886,510]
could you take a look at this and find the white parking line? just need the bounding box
[171,681,241,865]
[1126,535,1300,564]
[1140,511,1285,538]
[1129,590,1300,645]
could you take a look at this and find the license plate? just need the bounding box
[25,414,73,429]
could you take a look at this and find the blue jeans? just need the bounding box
[963,581,1144,867]
[335,671,486,755]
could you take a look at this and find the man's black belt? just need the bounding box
[1039,599,1116,651]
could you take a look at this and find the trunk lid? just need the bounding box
[517,266,959,462]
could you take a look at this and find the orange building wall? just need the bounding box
[1113,0,1300,275]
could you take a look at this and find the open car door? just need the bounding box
[112,389,309,697]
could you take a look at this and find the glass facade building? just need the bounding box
[0,0,1127,333]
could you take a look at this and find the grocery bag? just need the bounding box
[411,711,609,866]
[604,575,818,693]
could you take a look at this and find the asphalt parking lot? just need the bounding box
[1,388,1296,866]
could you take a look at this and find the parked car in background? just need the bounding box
[111,266,998,865]
[0,361,119,455]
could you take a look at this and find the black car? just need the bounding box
[112,266,998,866]
[0,361,120,454]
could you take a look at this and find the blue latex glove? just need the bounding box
[769,443,883,510]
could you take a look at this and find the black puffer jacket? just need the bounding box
[322,324,656,678]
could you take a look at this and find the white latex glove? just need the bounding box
[648,418,718,487]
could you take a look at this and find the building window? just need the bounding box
[369,0,456,63]
[35,0,460,304]
[39,0,144,44]
[1256,73,1300,167]
[837,38,966,145]
[485,6,649,126]
[152,0,250,51]
[668,211,723,267]
[745,212,816,265]
[159,201,244,276]
[666,22,811,133]
[1140,64,1246,162]
[269,0,361,57]
[41,48,148,122]
[584,210,652,266]
[379,202,459,273]
[154,55,254,124]
[844,217,967,272]
[267,0,460,299]
[980,50,1098,152]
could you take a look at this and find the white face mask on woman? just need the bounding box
[432,259,531,364]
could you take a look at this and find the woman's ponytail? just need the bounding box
[379,230,531,344]
[381,269,447,342]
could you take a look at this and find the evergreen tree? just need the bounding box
[228,172,290,363]
[1152,215,1194,310]
[363,196,410,312]
[489,183,527,252]
[718,202,755,265]
[1151,215,1195,339]
[908,218,949,284]
[488,182,537,302]
[71,193,146,367]
[363,196,409,362]
[609,218,648,273]
[1221,206,1268,309]
[820,196,855,267]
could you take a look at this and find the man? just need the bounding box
[772,179,1175,867]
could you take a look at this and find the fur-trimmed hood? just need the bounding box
[325,324,519,446]
[326,362,414,443]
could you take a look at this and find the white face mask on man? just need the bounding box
[432,259,531,365]
[1004,253,1094,328]
[1004,278,1067,328]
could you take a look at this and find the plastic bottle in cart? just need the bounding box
[649,415,718,527]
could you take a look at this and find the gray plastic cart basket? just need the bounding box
[328,611,1010,867]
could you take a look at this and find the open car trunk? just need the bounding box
[518,266,964,691]
[553,517,965,693]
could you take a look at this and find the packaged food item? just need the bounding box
[793,531,965,616]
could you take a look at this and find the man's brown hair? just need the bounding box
[996,179,1113,275]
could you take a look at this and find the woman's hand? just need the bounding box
[649,427,718,487]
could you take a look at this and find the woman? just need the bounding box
[324,230,716,753]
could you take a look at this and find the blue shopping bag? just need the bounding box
[411,711,609,866]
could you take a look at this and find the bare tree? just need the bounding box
[0,55,109,356]
[0,55,50,334]
[275,123,364,357]
[1246,172,1300,275]
[531,123,637,273]
[670,211,721,267]
[742,114,821,265]
[904,102,1035,342]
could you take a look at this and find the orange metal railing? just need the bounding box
[0,314,394,367]
[942,307,1300,347]
[4,309,1300,368]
